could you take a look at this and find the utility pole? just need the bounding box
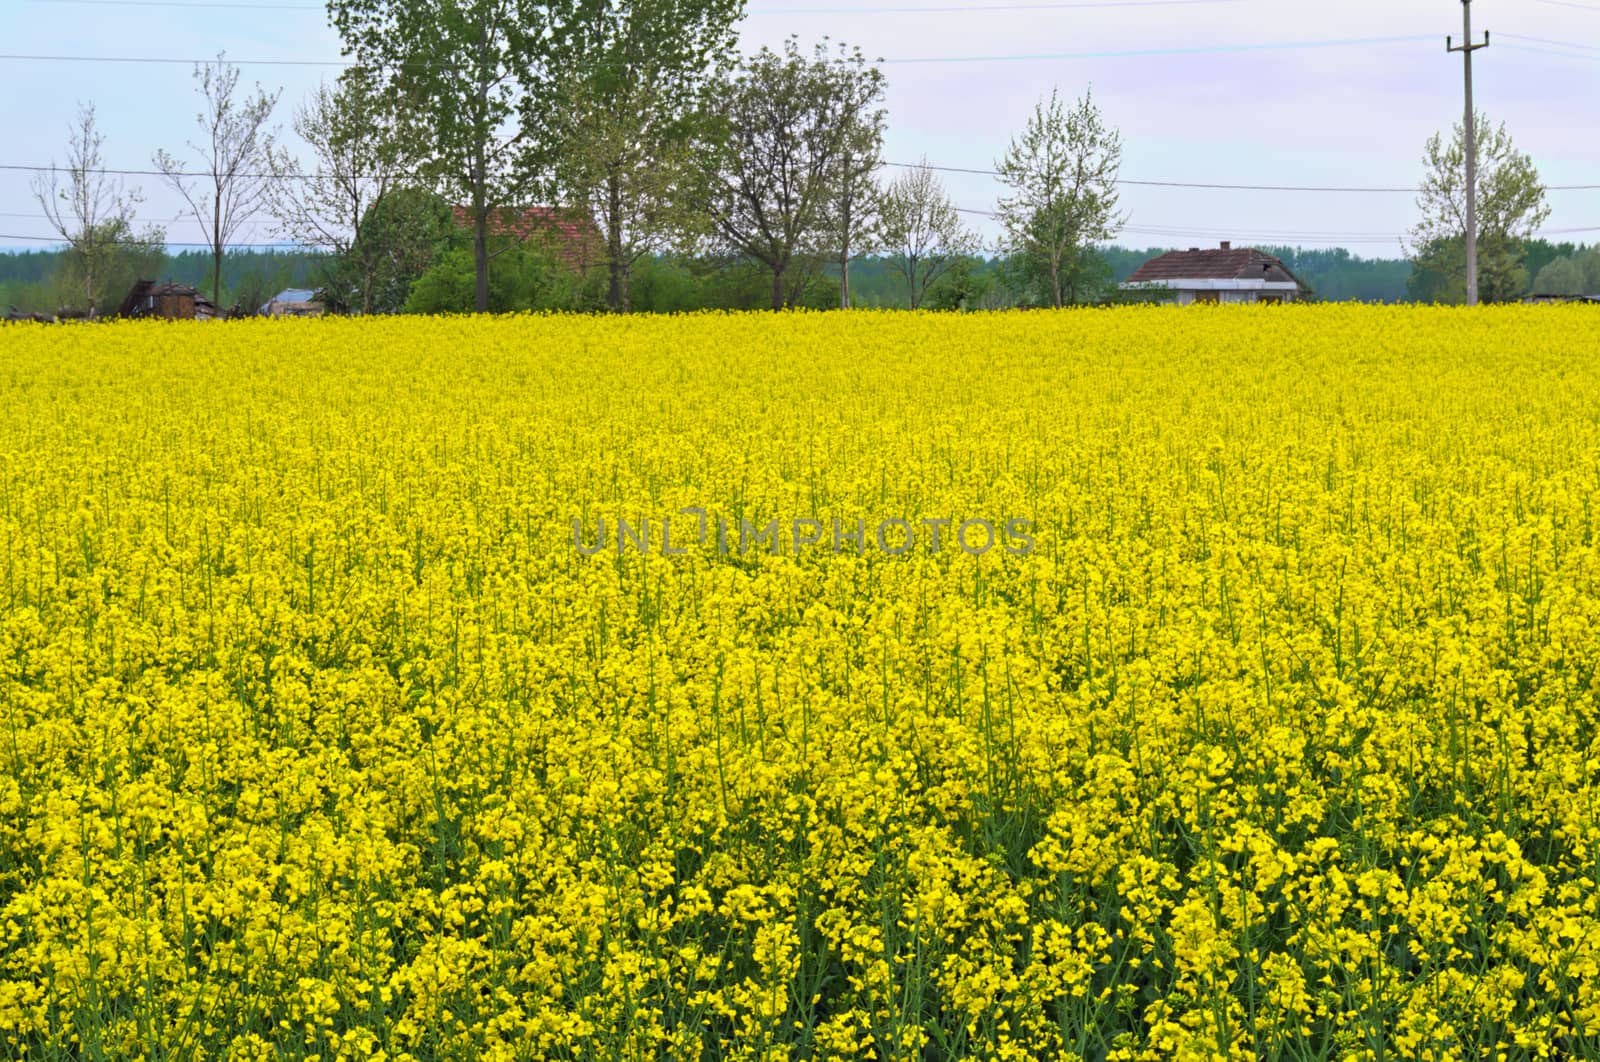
[1448,0,1489,306]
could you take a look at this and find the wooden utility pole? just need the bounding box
[1447,0,1489,306]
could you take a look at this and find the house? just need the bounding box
[450,205,602,274]
[118,280,222,321]
[259,288,325,318]
[1122,243,1308,305]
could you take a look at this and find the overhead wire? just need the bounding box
[0,32,1449,70]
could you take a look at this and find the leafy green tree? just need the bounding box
[331,0,555,313]
[1583,248,1600,295]
[1534,255,1586,297]
[543,0,744,313]
[356,187,458,313]
[1523,239,1577,290]
[706,38,885,310]
[1407,112,1550,304]
[923,255,1003,311]
[994,86,1124,308]
[405,236,601,313]
[875,158,979,309]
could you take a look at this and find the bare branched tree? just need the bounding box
[267,70,418,313]
[822,64,886,309]
[876,158,980,309]
[707,38,886,310]
[32,102,143,317]
[154,55,280,309]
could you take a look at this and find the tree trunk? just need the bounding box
[607,173,626,313]
[213,194,224,309]
[772,267,785,311]
[472,58,491,314]
[474,212,490,313]
[472,155,489,313]
[840,195,852,310]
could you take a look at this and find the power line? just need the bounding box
[1532,0,1600,11]
[891,161,1600,193]
[754,0,1245,10]
[21,0,1249,9]
[24,0,319,7]
[0,33,1444,70]
[0,233,278,247]
[7,160,1600,193]
[0,53,347,67]
[880,33,1439,63]
[1497,32,1600,52]
[1500,43,1600,62]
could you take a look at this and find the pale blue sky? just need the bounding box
[1,0,1595,253]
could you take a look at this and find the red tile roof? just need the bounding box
[451,205,602,272]
[1126,246,1304,286]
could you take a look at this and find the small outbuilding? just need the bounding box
[1122,242,1308,304]
[118,280,222,320]
[259,288,325,318]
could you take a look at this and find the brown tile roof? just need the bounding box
[1126,246,1304,286]
[451,205,602,273]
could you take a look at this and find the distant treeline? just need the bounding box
[1,240,1590,315]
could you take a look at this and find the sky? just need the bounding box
[0,0,1595,254]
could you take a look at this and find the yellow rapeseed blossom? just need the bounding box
[1,305,1599,1058]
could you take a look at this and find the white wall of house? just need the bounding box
[1129,278,1301,305]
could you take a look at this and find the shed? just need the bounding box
[1122,243,1308,304]
[118,280,222,320]
[259,288,325,318]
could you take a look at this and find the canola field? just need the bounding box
[3,306,1600,1061]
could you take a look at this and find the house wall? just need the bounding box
[1167,287,1298,306]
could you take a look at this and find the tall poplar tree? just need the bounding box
[330,0,554,312]
[542,0,745,312]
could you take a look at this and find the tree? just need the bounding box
[267,70,420,313]
[154,56,279,310]
[1408,112,1550,304]
[1533,251,1600,297]
[404,238,597,313]
[1533,256,1585,297]
[994,86,1124,308]
[543,0,745,313]
[355,186,457,313]
[331,0,558,313]
[821,62,887,309]
[32,103,152,316]
[875,158,980,309]
[706,38,885,310]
